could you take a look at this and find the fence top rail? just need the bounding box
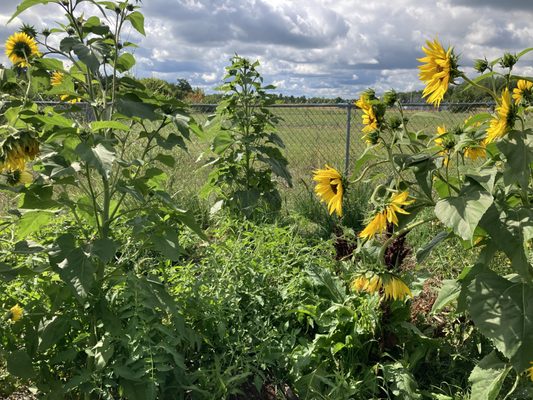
[189,101,496,109]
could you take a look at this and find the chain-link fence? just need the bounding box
[187,102,495,202]
[5,101,494,205]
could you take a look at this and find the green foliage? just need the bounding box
[202,56,292,216]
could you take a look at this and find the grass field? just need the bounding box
[173,104,487,204]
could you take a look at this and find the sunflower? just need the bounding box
[382,275,412,301]
[5,169,33,186]
[486,88,515,144]
[512,79,533,105]
[50,71,81,103]
[5,32,40,67]
[359,191,413,239]
[418,38,458,107]
[0,134,40,173]
[527,362,533,382]
[434,125,453,165]
[355,95,379,134]
[313,165,343,217]
[50,71,65,86]
[352,274,383,295]
[9,304,23,322]
[464,142,486,161]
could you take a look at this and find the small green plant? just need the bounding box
[202,55,292,216]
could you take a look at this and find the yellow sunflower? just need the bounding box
[486,88,515,144]
[359,211,387,239]
[355,95,379,133]
[5,169,33,186]
[0,135,40,173]
[512,79,533,105]
[9,304,23,322]
[464,142,486,161]
[527,362,533,382]
[5,32,40,67]
[359,191,414,239]
[50,71,65,86]
[352,274,383,295]
[382,276,412,301]
[313,165,343,217]
[50,71,80,103]
[418,38,457,107]
[434,125,451,165]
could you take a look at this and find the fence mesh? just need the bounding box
[188,102,494,203]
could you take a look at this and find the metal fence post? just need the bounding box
[344,103,352,175]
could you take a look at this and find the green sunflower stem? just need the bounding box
[460,73,499,103]
[378,217,437,266]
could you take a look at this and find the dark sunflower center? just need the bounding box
[6,170,21,186]
[13,42,32,58]
[330,180,338,194]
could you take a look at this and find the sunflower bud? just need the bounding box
[363,88,376,101]
[500,53,518,70]
[114,6,122,14]
[42,28,51,38]
[474,58,489,74]
[66,27,75,36]
[383,90,398,107]
[126,4,135,11]
[19,23,38,38]
[388,115,402,130]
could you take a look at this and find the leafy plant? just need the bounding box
[202,55,292,216]
[0,0,204,397]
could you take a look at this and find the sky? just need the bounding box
[1,0,533,98]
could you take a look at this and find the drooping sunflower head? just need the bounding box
[418,38,459,108]
[313,165,344,217]
[486,88,516,144]
[5,32,40,67]
[50,71,65,86]
[5,169,33,186]
[0,133,40,172]
[9,304,23,322]
[352,274,383,295]
[434,125,456,150]
[382,275,412,301]
[359,211,387,239]
[512,79,533,106]
[527,362,533,382]
[386,191,414,226]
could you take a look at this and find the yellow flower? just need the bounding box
[313,165,343,217]
[50,71,64,86]
[355,95,378,134]
[5,32,40,67]
[418,38,457,107]
[385,191,414,225]
[0,134,40,173]
[486,88,515,144]
[50,71,80,103]
[359,191,414,239]
[464,142,486,161]
[5,169,33,186]
[9,304,23,322]
[352,274,383,295]
[382,276,412,301]
[527,362,533,382]
[434,125,450,166]
[359,211,387,239]
[512,79,533,105]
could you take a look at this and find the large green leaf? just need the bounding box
[39,316,71,352]
[435,182,493,241]
[126,11,145,35]
[6,350,35,379]
[497,130,533,191]
[431,279,461,314]
[466,268,533,371]
[416,231,450,263]
[9,0,53,22]
[114,53,136,72]
[50,235,95,299]
[16,210,54,240]
[60,37,100,73]
[469,351,511,400]
[91,120,131,131]
[76,142,116,178]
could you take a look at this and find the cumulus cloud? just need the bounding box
[0,0,532,97]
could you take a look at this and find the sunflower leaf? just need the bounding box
[9,0,53,23]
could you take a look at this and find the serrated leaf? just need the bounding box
[9,0,52,22]
[76,142,116,178]
[126,11,145,35]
